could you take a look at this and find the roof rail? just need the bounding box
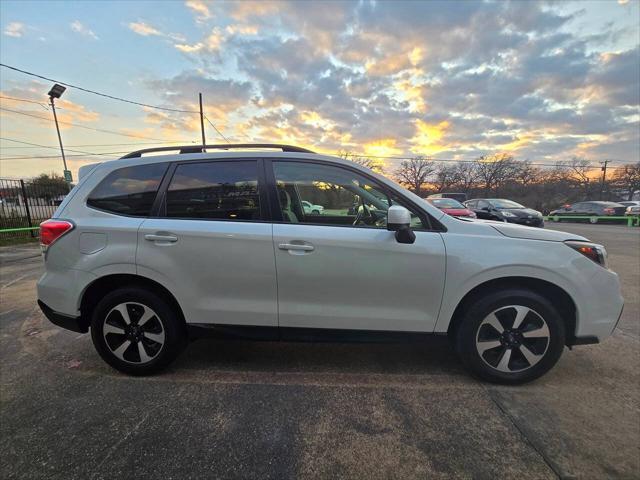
[119,143,315,159]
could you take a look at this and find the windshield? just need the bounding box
[430,198,465,209]
[491,199,525,209]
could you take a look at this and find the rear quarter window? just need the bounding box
[87,163,168,216]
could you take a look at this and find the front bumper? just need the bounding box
[38,300,89,333]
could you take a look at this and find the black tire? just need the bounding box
[90,287,187,375]
[312,209,320,214]
[455,288,565,384]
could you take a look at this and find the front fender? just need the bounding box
[434,234,583,333]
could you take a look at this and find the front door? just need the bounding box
[136,159,277,327]
[269,160,446,333]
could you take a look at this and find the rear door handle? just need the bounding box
[145,233,178,243]
[278,243,314,252]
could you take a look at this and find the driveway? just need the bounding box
[1,223,638,479]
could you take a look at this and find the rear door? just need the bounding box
[268,159,446,333]
[136,159,277,327]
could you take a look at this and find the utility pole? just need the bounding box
[600,160,610,200]
[47,83,71,190]
[199,93,206,152]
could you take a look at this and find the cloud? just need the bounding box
[128,21,162,36]
[4,22,25,38]
[26,1,631,165]
[70,21,98,40]
[185,0,212,22]
[0,81,100,128]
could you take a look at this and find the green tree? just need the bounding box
[28,173,69,199]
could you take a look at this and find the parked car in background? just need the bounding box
[426,197,476,218]
[549,201,627,223]
[618,201,640,209]
[464,199,544,227]
[428,192,467,203]
[624,205,640,216]
[301,200,324,214]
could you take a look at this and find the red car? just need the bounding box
[427,198,477,218]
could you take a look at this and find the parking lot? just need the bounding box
[0,223,638,479]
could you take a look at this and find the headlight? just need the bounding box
[565,241,608,269]
[502,211,517,217]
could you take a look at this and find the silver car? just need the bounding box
[37,144,624,383]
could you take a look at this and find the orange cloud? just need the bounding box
[363,138,403,157]
[410,120,450,155]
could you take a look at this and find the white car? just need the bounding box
[37,144,624,384]
[301,200,324,214]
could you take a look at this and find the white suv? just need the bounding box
[37,144,624,383]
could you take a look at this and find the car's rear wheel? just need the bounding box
[312,209,320,214]
[455,289,565,384]
[90,287,186,375]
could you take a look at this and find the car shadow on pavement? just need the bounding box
[164,335,470,383]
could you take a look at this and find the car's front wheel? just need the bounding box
[90,287,187,375]
[455,289,565,384]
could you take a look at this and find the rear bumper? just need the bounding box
[37,300,89,333]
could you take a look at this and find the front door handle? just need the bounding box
[145,233,178,243]
[278,243,314,252]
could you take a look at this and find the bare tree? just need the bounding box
[513,160,540,188]
[434,163,460,192]
[339,151,385,174]
[612,162,640,200]
[395,157,436,196]
[475,153,520,195]
[452,161,479,193]
[559,157,595,197]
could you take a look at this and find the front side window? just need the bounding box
[165,161,261,220]
[87,163,168,216]
[273,161,426,229]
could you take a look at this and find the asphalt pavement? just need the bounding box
[1,223,638,479]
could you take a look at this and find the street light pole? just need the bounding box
[49,98,67,172]
[199,92,206,152]
[47,83,71,189]
[600,160,610,200]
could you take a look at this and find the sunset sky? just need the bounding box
[1,0,639,179]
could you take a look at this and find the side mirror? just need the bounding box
[387,206,416,244]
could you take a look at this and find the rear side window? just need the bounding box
[165,161,261,220]
[87,163,168,216]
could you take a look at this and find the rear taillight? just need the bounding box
[39,219,74,251]
[603,208,614,215]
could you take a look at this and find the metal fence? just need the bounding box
[0,178,66,240]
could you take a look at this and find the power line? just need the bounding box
[0,106,169,141]
[0,140,195,149]
[204,114,230,144]
[1,137,106,156]
[0,95,50,109]
[334,152,621,169]
[0,151,133,161]
[0,63,200,114]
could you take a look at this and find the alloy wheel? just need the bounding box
[102,302,165,364]
[475,305,550,373]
